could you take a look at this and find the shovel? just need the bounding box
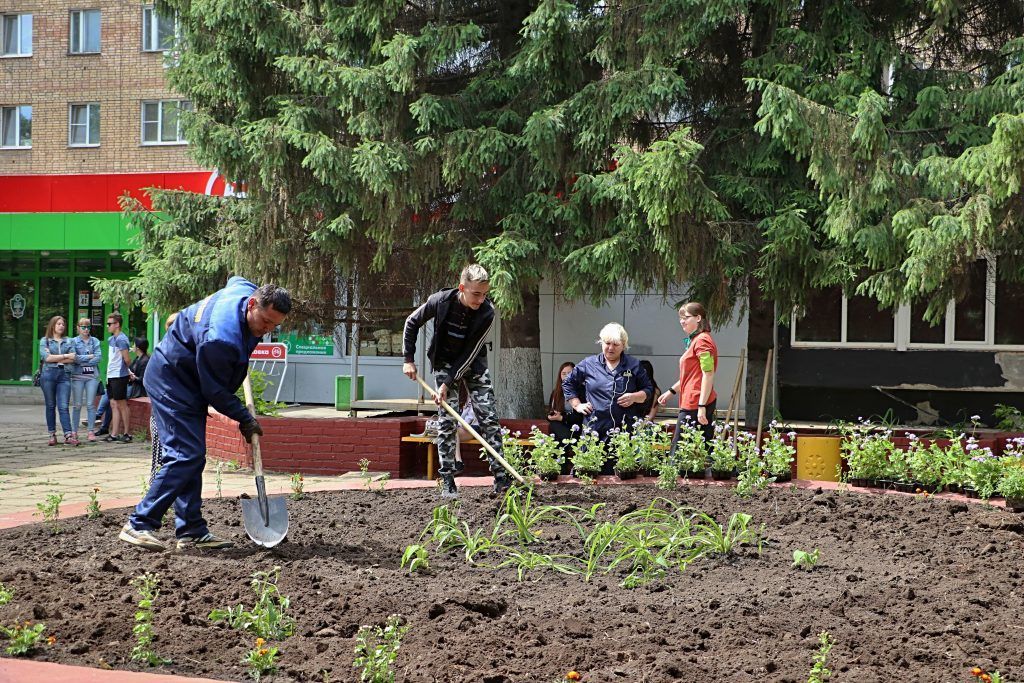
[415,376,525,484]
[240,374,289,547]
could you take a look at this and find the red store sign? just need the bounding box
[250,343,287,360]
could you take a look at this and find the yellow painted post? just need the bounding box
[796,435,842,482]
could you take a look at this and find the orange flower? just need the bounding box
[981,675,991,683]
[258,648,269,656]
[255,637,265,648]
[971,667,984,677]
[46,636,56,646]
[565,672,581,681]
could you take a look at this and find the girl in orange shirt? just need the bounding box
[658,302,718,456]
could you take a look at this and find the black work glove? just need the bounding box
[239,417,263,443]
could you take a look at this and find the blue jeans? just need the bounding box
[40,368,72,435]
[71,376,100,430]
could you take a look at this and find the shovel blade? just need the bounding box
[241,495,289,548]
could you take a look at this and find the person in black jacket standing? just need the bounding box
[403,264,507,499]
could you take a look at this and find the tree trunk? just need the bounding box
[744,278,776,427]
[495,287,544,419]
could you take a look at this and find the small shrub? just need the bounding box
[807,630,833,683]
[608,427,641,474]
[569,427,607,477]
[131,572,171,666]
[243,637,278,681]
[86,487,102,519]
[998,457,1024,499]
[289,472,304,500]
[527,427,564,478]
[34,493,64,534]
[353,614,409,683]
[1,622,46,656]
[209,566,295,640]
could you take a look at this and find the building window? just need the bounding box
[69,103,100,146]
[69,9,101,54]
[792,257,1024,349]
[141,99,190,144]
[1,13,32,56]
[0,105,31,148]
[141,6,176,52]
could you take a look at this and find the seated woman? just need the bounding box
[547,362,582,472]
[636,360,662,421]
[562,323,653,462]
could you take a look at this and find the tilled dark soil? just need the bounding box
[1,483,1022,682]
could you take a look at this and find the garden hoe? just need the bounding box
[415,376,526,485]
[240,374,289,547]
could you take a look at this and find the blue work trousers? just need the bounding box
[129,400,209,539]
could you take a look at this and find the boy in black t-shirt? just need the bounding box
[403,264,507,498]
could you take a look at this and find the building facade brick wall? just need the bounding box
[0,0,201,174]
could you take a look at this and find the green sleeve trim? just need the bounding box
[698,351,714,373]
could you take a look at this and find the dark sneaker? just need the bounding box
[453,460,465,474]
[439,472,459,499]
[490,475,511,498]
[103,435,118,442]
[119,524,166,552]
[176,532,234,550]
[119,434,133,443]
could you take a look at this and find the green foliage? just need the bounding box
[243,638,279,681]
[209,567,295,641]
[792,548,821,571]
[527,426,564,478]
[569,428,607,480]
[34,492,64,534]
[0,622,46,656]
[86,487,102,519]
[608,427,640,474]
[236,369,285,417]
[0,583,12,606]
[353,615,409,683]
[131,572,172,666]
[998,458,1024,499]
[808,631,834,683]
[400,544,429,574]
[672,422,707,474]
[994,404,1024,432]
[289,472,304,501]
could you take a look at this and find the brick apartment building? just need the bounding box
[0,0,219,391]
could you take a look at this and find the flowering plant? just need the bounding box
[840,420,894,481]
[569,427,607,476]
[906,437,942,486]
[998,457,1024,499]
[630,418,670,473]
[608,427,641,474]
[967,448,1002,499]
[761,422,795,477]
[709,432,737,474]
[672,421,706,474]
[528,427,564,478]
[501,427,528,474]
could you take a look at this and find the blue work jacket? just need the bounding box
[562,353,652,437]
[143,276,260,423]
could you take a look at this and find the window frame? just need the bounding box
[0,104,32,149]
[140,99,189,145]
[68,102,100,147]
[141,6,176,52]
[69,8,101,55]
[790,256,1022,351]
[1,13,32,57]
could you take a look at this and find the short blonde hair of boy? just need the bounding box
[597,322,629,350]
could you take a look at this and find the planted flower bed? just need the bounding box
[1,482,1022,681]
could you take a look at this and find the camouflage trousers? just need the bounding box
[434,369,505,479]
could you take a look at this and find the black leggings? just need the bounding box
[668,400,716,462]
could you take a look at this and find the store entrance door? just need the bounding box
[0,279,37,382]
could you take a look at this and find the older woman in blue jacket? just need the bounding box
[562,322,652,442]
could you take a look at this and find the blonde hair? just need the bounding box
[597,322,629,350]
[77,317,91,333]
[460,264,489,284]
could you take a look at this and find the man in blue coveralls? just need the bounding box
[119,276,291,551]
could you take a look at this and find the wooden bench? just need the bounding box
[401,435,534,479]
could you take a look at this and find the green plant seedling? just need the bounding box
[0,582,13,606]
[209,566,295,640]
[400,544,429,573]
[1,622,47,656]
[807,630,834,683]
[792,548,820,570]
[290,472,304,500]
[377,472,390,493]
[34,492,65,534]
[131,572,171,666]
[243,637,278,681]
[353,614,408,683]
[86,487,102,519]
